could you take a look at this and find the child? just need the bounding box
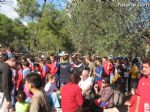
[44,74,60,110]
[15,91,29,112]
[124,88,137,112]
[45,74,57,94]
[32,63,41,75]
[25,73,51,112]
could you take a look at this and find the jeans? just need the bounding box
[124,77,129,93]
[11,87,16,111]
[47,92,60,108]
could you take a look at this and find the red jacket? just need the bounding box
[61,82,83,112]
[46,62,58,75]
[29,63,34,71]
[39,65,49,79]
[103,62,113,77]
[16,68,23,90]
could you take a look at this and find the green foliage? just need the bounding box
[0,14,27,50]
[26,4,74,53]
[0,13,13,44]
[16,0,40,20]
[1,0,149,57]
[67,0,150,57]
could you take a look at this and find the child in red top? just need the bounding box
[16,63,23,91]
[125,88,137,112]
[46,54,58,75]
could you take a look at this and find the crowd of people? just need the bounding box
[0,48,150,112]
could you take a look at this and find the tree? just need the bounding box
[0,14,28,50]
[0,13,13,45]
[16,0,40,20]
[3,0,148,57]
[25,3,73,53]
[66,0,149,57]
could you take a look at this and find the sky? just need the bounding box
[1,0,148,22]
[38,0,66,9]
[0,0,66,21]
[0,0,19,19]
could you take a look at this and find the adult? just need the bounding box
[61,69,83,112]
[47,54,58,76]
[73,53,84,76]
[0,53,16,112]
[94,77,114,110]
[78,69,93,98]
[39,60,49,86]
[59,51,72,87]
[135,58,150,112]
[130,64,139,88]
[26,57,35,71]
[102,57,113,77]
[94,58,104,82]
[84,55,95,77]
[22,62,30,79]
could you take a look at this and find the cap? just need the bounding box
[59,51,68,56]
[7,53,16,59]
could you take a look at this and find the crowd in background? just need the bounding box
[0,47,150,112]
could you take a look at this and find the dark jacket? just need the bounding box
[0,62,13,101]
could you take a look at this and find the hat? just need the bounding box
[7,53,16,59]
[59,51,68,56]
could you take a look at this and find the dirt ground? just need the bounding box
[117,95,131,112]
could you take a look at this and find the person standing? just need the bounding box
[61,69,83,112]
[22,62,30,80]
[94,58,104,85]
[25,73,51,112]
[59,52,72,87]
[0,53,16,112]
[47,54,58,76]
[102,57,113,78]
[39,60,49,86]
[135,58,150,112]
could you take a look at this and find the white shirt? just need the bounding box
[78,77,92,92]
[44,82,57,95]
